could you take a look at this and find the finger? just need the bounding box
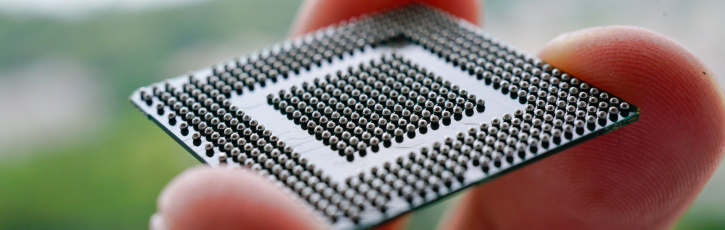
[290,0,481,37]
[441,26,725,229]
[374,215,410,230]
[154,166,327,230]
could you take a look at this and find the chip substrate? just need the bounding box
[130,5,639,230]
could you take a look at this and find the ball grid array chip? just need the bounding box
[130,5,639,230]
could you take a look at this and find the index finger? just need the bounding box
[289,0,481,37]
[441,26,725,230]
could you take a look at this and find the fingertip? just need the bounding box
[538,25,725,228]
[539,25,707,74]
[538,25,725,150]
[150,213,167,230]
[373,214,410,230]
[290,0,480,37]
[290,0,413,37]
[421,0,481,26]
[155,166,208,212]
[441,26,725,230]
[156,166,326,230]
[548,24,725,173]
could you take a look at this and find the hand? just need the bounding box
[150,0,725,229]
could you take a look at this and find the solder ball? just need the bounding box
[620,102,630,110]
[418,120,428,127]
[608,106,619,114]
[597,111,607,118]
[394,128,404,136]
[370,137,380,145]
[586,115,596,123]
[382,133,392,141]
[357,142,367,150]
[406,124,416,132]
[345,146,355,156]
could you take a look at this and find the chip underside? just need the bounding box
[130,5,639,230]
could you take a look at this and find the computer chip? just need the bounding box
[130,4,639,230]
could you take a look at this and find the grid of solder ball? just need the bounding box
[269,54,482,158]
[189,4,417,95]
[138,75,355,221]
[312,5,637,224]
[402,5,636,144]
[133,4,639,227]
[132,8,444,226]
[322,5,640,208]
[397,4,633,119]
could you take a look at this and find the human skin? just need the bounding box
[150,0,725,229]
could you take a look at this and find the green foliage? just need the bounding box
[0,112,195,229]
[0,1,300,229]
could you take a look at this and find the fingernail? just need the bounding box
[150,213,167,230]
[548,30,577,45]
[538,29,591,61]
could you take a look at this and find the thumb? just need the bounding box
[441,25,725,230]
[152,166,326,230]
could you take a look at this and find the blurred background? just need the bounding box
[0,0,723,229]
